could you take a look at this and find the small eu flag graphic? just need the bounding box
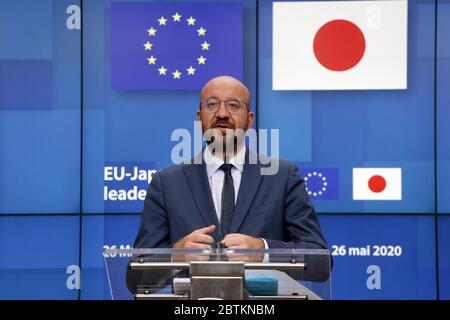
[300,168,339,200]
[111,2,243,90]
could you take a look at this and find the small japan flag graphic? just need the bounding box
[353,168,402,200]
[272,0,408,90]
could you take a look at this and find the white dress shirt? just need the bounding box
[204,145,245,221]
[203,146,269,251]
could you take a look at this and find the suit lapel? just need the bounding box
[182,161,221,240]
[229,151,263,233]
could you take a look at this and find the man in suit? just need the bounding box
[132,75,327,251]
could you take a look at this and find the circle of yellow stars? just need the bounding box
[143,12,211,80]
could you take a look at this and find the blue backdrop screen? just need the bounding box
[0,0,448,300]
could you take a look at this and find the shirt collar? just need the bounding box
[204,145,246,179]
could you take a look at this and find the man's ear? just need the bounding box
[247,111,255,129]
[196,109,201,121]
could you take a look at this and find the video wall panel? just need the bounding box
[80,214,140,300]
[438,215,450,299]
[437,0,450,214]
[0,0,81,214]
[0,216,79,299]
[82,0,257,214]
[319,214,437,299]
[259,0,435,214]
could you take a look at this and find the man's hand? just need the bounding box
[173,225,216,249]
[222,234,265,262]
[221,233,265,249]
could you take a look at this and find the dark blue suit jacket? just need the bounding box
[133,151,327,250]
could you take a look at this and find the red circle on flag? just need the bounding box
[313,19,366,72]
[368,175,386,193]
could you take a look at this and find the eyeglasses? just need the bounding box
[201,97,249,113]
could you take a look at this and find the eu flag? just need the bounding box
[111,2,243,90]
[300,168,339,200]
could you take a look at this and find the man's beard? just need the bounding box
[203,125,246,160]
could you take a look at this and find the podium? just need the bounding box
[104,248,331,300]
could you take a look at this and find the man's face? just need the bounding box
[197,77,254,147]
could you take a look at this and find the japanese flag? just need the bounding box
[353,168,402,200]
[273,1,408,90]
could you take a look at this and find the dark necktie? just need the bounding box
[220,163,235,236]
